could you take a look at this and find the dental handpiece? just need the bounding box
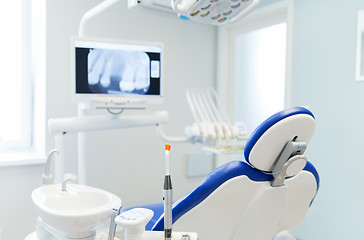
[164,144,173,240]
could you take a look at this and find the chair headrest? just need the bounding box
[244,107,315,172]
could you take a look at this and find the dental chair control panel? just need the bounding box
[132,107,319,240]
[115,208,198,240]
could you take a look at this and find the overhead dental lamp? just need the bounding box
[128,0,261,25]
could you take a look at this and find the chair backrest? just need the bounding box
[150,107,319,239]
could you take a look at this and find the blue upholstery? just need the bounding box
[244,107,315,166]
[150,160,272,231]
[146,160,319,231]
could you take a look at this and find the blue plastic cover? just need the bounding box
[179,15,190,20]
[244,107,315,165]
[145,160,319,231]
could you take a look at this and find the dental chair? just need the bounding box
[129,107,320,239]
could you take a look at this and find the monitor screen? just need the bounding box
[72,38,163,104]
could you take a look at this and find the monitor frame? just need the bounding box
[71,37,164,105]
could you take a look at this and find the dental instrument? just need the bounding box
[163,144,172,240]
[156,88,248,153]
[184,88,248,153]
[112,144,198,240]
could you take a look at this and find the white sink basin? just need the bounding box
[32,183,121,236]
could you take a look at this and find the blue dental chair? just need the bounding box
[132,107,319,239]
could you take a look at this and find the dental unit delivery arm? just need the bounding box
[48,111,168,183]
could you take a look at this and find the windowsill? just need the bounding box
[0,151,46,167]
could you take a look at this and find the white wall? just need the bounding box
[0,1,216,239]
[0,165,43,239]
[290,0,364,239]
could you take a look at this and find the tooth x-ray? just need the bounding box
[74,39,162,103]
[87,49,151,94]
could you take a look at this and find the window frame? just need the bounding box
[0,0,46,166]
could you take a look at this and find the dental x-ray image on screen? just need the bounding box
[73,39,163,104]
[88,49,150,94]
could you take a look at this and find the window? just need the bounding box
[0,0,45,164]
[0,0,32,150]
